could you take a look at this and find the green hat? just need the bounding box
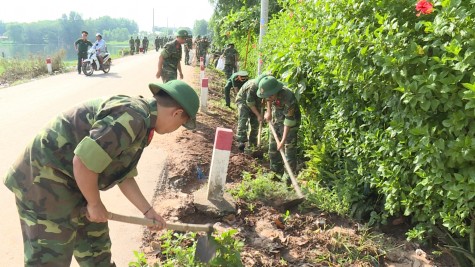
[257,76,284,98]
[255,73,269,85]
[176,29,190,38]
[235,71,248,77]
[149,80,199,130]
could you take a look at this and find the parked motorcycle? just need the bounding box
[81,47,111,76]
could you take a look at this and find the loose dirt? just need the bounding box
[140,66,457,267]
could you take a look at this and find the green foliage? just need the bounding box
[229,169,296,203]
[128,230,244,267]
[0,49,66,83]
[254,0,475,256]
[193,20,209,37]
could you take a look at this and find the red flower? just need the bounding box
[415,0,433,16]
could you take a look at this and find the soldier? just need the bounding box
[74,30,92,74]
[257,76,301,177]
[235,73,269,151]
[155,36,160,52]
[135,36,140,54]
[199,37,210,65]
[3,80,200,266]
[184,35,193,65]
[223,70,248,108]
[129,36,135,55]
[194,35,201,64]
[142,36,149,53]
[156,29,189,83]
[222,43,239,78]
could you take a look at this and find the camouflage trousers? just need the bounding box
[236,103,259,146]
[224,64,237,79]
[269,123,299,176]
[8,166,115,267]
[161,68,177,83]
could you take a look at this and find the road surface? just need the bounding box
[0,50,197,266]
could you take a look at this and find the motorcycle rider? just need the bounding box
[93,33,107,70]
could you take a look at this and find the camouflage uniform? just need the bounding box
[199,38,209,65]
[184,37,193,65]
[223,45,238,79]
[4,95,158,266]
[160,39,182,83]
[129,37,135,55]
[154,37,160,52]
[235,79,262,146]
[135,37,140,53]
[224,71,248,107]
[268,88,301,175]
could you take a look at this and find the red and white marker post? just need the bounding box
[207,127,233,200]
[200,56,205,80]
[46,58,52,74]
[200,78,209,112]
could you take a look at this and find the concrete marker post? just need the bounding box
[200,78,208,113]
[207,127,233,200]
[192,127,236,215]
[46,58,52,74]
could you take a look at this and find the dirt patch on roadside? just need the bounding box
[140,66,457,267]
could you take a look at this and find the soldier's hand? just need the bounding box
[156,71,161,79]
[257,114,264,122]
[264,111,272,122]
[85,202,108,223]
[179,72,184,80]
[145,209,166,231]
[277,140,284,151]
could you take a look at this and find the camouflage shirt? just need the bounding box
[236,79,262,110]
[271,87,301,128]
[161,39,182,72]
[223,47,238,65]
[4,95,158,198]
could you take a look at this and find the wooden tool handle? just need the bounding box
[108,212,214,233]
[268,122,305,198]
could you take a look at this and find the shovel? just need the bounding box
[268,122,305,208]
[107,212,217,263]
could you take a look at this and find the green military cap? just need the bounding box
[235,71,248,77]
[149,80,199,129]
[82,31,88,35]
[255,72,269,85]
[257,76,284,98]
[176,29,190,38]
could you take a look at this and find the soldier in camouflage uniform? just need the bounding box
[3,80,199,266]
[222,43,239,79]
[184,36,193,65]
[257,76,301,176]
[235,73,269,151]
[156,29,189,83]
[199,37,210,65]
[224,70,248,108]
[135,36,140,53]
[129,36,135,55]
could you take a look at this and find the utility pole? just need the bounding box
[258,0,269,75]
[152,8,155,33]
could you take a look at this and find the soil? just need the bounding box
[139,67,458,267]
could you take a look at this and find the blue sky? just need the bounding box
[0,0,215,31]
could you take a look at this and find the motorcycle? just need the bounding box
[81,47,111,76]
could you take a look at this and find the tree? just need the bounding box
[193,20,208,37]
[6,23,24,43]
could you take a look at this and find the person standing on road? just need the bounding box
[223,70,248,108]
[3,80,200,266]
[142,36,149,54]
[235,73,269,152]
[129,36,135,55]
[223,43,239,79]
[155,36,160,52]
[156,29,189,83]
[184,36,193,65]
[257,76,301,178]
[135,36,141,54]
[74,31,92,74]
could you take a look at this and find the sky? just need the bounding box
[0,0,215,31]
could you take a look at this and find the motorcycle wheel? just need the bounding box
[82,62,94,76]
[102,60,111,73]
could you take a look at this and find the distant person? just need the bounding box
[142,36,149,54]
[156,29,189,83]
[74,31,92,74]
[93,33,107,69]
[135,37,140,54]
[184,36,193,65]
[223,43,239,78]
[3,80,200,266]
[223,70,248,108]
[129,36,135,55]
[155,36,160,52]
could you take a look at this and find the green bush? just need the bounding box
[259,0,475,247]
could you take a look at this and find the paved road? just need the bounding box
[0,50,196,266]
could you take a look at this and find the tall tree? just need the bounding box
[193,20,208,36]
